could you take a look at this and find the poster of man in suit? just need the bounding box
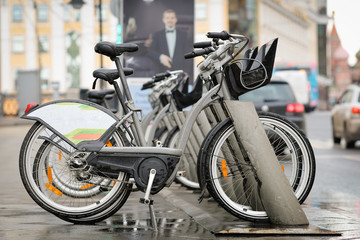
[123,0,194,81]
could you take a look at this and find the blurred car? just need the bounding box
[238,78,306,132]
[331,84,360,148]
[273,69,311,112]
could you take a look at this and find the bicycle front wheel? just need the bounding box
[200,113,315,221]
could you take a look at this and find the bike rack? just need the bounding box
[223,100,309,225]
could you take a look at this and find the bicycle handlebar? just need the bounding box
[141,70,185,91]
[193,41,212,48]
[153,71,172,82]
[141,80,155,90]
[184,47,215,59]
[206,31,231,40]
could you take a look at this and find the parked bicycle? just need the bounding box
[19,31,315,225]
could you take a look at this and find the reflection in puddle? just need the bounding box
[98,210,209,237]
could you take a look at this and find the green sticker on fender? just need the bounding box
[64,128,107,144]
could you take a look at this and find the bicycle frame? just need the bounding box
[98,54,235,185]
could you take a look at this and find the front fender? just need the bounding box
[22,99,118,151]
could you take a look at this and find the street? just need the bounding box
[0,111,359,239]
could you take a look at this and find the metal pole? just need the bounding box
[99,0,104,89]
[224,100,309,225]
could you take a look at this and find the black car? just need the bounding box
[238,79,306,132]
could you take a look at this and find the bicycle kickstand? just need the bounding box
[140,169,158,231]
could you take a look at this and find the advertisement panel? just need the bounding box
[123,0,194,78]
[122,0,195,115]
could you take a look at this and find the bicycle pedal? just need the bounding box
[176,171,186,177]
[140,198,154,205]
[152,139,163,147]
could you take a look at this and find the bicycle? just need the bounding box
[18,31,315,224]
[158,40,315,193]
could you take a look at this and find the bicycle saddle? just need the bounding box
[92,68,133,85]
[94,41,138,59]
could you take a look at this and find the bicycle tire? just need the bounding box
[19,122,132,223]
[198,112,315,221]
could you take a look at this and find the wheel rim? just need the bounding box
[209,117,311,219]
[22,124,129,214]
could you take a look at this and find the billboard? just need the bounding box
[123,0,194,79]
[121,0,195,115]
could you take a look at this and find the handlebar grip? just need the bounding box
[184,52,196,59]
[153,71,171,82]
[194,47,215,55]
[206,30,230,40]
[193,41,212,48]
[184,47,215,59]
[141,80,155,90]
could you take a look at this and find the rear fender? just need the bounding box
[22,99,119,151]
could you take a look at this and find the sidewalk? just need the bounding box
[158,184,349,238]
[3,114,359,239]
[0,116,32,127]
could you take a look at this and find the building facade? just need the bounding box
[0,0,117,115]
[0,0,325,115]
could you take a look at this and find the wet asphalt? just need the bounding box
[1,111,360,239]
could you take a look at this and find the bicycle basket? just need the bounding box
[172,75,203,111]
[225,38,278,98]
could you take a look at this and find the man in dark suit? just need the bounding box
[148,9,192,77]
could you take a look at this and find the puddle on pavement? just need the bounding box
[95,210,213,238]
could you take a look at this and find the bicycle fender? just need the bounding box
[21,99,118,151]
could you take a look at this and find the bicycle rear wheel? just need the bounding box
[198,112,315,221]
[19,122,132,223]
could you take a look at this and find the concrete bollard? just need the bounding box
[224,100,309,226]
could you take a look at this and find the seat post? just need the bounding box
[113,57,146,146]
[113,81,128,114]
[114,57,134,103]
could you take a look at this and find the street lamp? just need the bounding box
[69,0,85,10]
[69,0,104,88]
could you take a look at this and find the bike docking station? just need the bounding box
[206,100,339,236]
[224,100,308,225]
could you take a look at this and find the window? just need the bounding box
[64,5,71,22]
[195,2,207,20]
[96,4,108,21]
[12,35,25,53]
[37,4,49,21]
[340,90,353,104]
[38,35,49,53]
[40,68,50,90]
[239,82,295,103]
[64,5,81,22]
[12,4,23,22]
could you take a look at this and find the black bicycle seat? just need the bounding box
[94,41,138,59]
[92,68,133,84]
[87,89,115,99]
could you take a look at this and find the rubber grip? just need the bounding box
[206,30,230,40]
[193,41,212,48]
[153,71,171,82]
[184,47,214,59]
[141,81,155,90]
